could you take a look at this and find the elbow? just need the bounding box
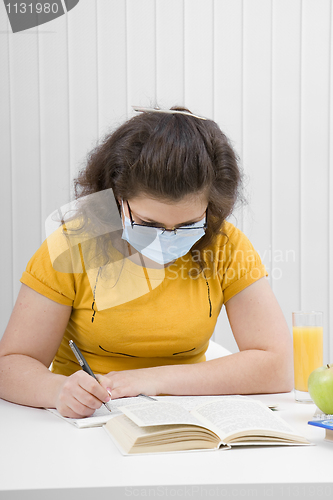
[282,363,294,393]
[265,369,293,395]
[275,375,294,394]
[268,349,294,394]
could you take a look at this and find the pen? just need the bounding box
[138,394,157,401]
[69,340,112,412]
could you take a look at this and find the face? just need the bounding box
[120,192,208,230]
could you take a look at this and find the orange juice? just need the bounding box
[293,326,323,392]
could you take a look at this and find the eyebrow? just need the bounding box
[135,212,206,227]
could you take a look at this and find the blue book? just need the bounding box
[308,420,333,443]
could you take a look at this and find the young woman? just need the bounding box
[0,107,293,418]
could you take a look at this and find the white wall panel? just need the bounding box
[38,15,70,239]
[329,1,333,363]
[126,0,156,111]
[97,0,128,135]
[212,0,243,352]
[9,27,41,302]
[300,0,331,362]
[214,0,243,152]
[0,0,332,360]
[271,0,301,332]
[242,0,272,264]
[67,0,99,184]
[184,0,214,118]
[0,13,13,336]
[156,0,184,108]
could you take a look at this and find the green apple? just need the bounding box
[308,364,333,414]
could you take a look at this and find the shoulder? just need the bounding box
[20,227,81,306]
[208,221,257,255]
[202,221,268,302]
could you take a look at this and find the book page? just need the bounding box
[191,398,297,439]
[120,401,205,427]
[154,395,248,412]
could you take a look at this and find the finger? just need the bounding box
[58,404,81,418]
[58,395,97,418]
[61,402,94,419]
[108,386,140,400]
[95,374,113,399]
[69,393,100,417]
[65,384,107,417]
[76,372,111,403]
[61,375,106,413]
[74,382,107,410]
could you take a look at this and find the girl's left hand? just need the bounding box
[96,366,166,399]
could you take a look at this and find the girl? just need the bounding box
[0,107,293,418]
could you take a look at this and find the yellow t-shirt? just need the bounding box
[20,221,267,376]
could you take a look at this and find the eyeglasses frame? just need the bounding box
[125,200,208,235]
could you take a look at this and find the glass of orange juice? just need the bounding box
[292,311,323,402]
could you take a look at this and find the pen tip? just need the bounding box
[104,402,112,412]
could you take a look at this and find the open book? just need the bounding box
[104,396,310,455]
[46,394,278,429]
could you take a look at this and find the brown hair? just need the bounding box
[74,107,243,262]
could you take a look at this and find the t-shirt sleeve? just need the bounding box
[217,223,268,303]
[20,230,77,306]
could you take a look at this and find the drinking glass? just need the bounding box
[292,311,323,402]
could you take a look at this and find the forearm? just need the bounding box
[0,354,65,408]
[156,349,294,396]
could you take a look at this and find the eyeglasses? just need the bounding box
[126,201,208,236]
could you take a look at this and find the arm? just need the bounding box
[0,284,111,417]
[99,277,294,397]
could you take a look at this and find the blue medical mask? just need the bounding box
[121,201,207,265]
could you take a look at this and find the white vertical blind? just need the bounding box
[0,0,332,361]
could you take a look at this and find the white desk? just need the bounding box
[1,342,332,500]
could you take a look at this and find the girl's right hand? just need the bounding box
[55,371,111,418]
